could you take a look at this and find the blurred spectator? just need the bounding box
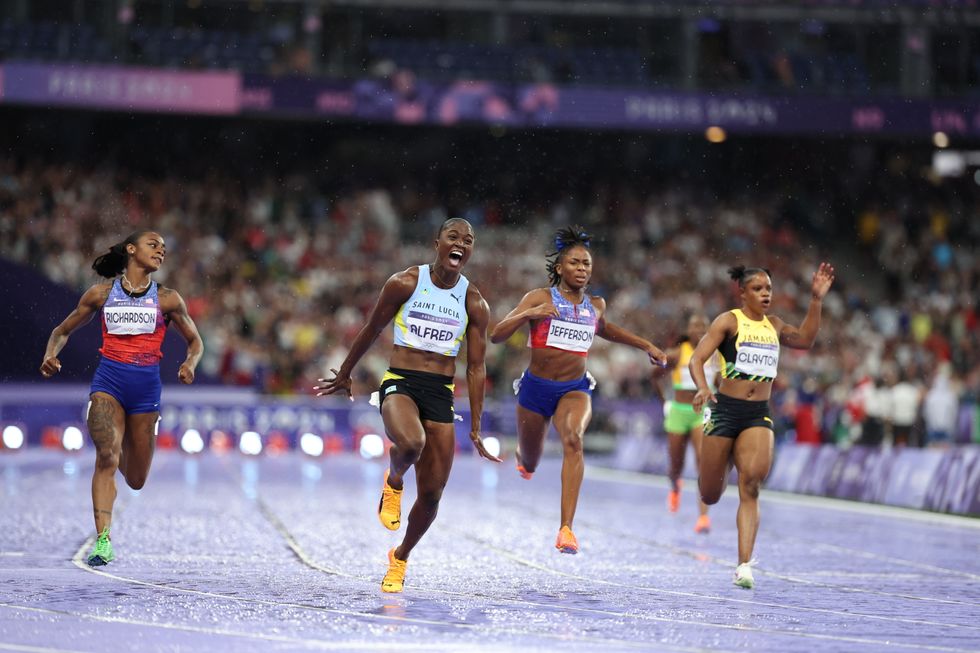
[923,363,959,447]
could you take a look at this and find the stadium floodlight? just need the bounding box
[359,433,385,459]
[705,125,726,143]
[300,432,324,457]
[239,431,263,456]
[62,426,84,451]
[482,436,501,459]
[180,429,205,454]
[2,425,25,450]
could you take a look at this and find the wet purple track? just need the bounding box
[1,449,978,653]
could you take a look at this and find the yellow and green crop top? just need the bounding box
[718,309,780,383]
[673,341,724,391]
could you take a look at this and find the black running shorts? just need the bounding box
[703,393,774,438]
[378,367,455,424]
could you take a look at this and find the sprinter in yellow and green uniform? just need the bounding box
[655,314,723,534]
[690,263,835,589]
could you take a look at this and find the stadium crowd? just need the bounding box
[1,153,976,447]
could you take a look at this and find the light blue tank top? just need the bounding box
[392,265,469,356]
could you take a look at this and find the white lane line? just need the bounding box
[0,642,90,653]
[256,498,978,652]
[0,603,483,652]
[797,540,980,582]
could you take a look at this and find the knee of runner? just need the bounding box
[418,487,444,507]
[560,429,585,454]
[125,472,148,490]
[699,478,722,505]
[395,435,426,463]
[739,475,763,499]
[95,448,120,471]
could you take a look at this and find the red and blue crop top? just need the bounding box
[528,287,598,358]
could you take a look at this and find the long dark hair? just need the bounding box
[728,265,771,288]
[547,225,592,286]
[91,231,149,278]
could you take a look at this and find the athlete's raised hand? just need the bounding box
[811,262,835,300]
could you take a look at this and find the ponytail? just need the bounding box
[728,265,771,288]
[91,231,147,278]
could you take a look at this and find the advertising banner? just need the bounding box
[5,62,980,137]
[1,62,240,114]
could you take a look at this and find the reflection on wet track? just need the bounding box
[2,450,978,652]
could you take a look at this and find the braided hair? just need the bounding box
[547,226,592,287]
[728,265,772,287]
[92,231,150,278]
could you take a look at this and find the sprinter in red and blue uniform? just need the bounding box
[41,230,203,567]
[491,226,667,554]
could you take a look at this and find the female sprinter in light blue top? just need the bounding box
[315,218,500,593]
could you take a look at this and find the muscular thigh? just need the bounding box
[552,392,592,441]
[87,393,125,450]
[381,394,425,442]
[516,404,550,442]
[699,435,735,486]
[733,427,774,479]
[415,421,456,490]
[124,412,159,457]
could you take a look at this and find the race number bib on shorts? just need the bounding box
[545,319,595,354]
[104,306,158,335]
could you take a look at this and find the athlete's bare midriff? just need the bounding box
[390,344,457,377]
[674,388,697,404]
[718,377,773,402]
[528,347,588,382]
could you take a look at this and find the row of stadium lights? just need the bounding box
[703,129,955,148]
[0,424,501,460]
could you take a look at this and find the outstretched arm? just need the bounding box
[464,286,501,463]
[649,345,680,402]
[40,284,108,378]
[689,313,734,413]
[489,288,556,343]
[314,270,416,399]
[161,288,204,384]
[595,300,667,367]
[772,262,835,350]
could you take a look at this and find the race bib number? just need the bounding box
[403,311,462,353]
[545,319,595,354]
[104,306,157,335]
[734,341,779,378]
